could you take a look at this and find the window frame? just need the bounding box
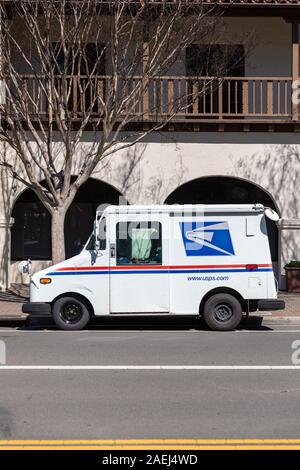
[116,221,163,266]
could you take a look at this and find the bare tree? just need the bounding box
[0,0,220,264]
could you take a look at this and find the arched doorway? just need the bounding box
[165,176,279,270]
[11,178,123,261]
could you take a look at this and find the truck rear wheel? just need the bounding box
[203,293,242,331]
[52,296,90,331]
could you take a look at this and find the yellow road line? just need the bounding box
[1,439,300,444]
[1,439,300,450]
[1,445,300,450]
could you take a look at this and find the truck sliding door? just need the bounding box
[109,214,170,313]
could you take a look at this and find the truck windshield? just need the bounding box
[84,216,106,252]
[85,233,96,251]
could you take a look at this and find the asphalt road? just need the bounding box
[0,319,300,440]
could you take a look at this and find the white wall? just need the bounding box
[4,130,300,288]
[99,132,300,217]
[11,15,292,78]
[1,15,298,288]
[168,16,291,77]
[222,17,291,77]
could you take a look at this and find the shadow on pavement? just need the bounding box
[7,314,272,331]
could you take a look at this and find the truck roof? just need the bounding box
[98,203,265,216]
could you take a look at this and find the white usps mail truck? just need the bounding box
[22,204,285,331]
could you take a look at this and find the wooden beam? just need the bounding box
[292,21,299,121]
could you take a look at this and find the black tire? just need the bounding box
[203,293,242,331]
[52,296,90,331]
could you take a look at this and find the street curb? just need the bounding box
[261,316,300,325]
[0,316,27,321]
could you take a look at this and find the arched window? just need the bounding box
[11,195,51,261]
[63,179,122,259]
[11,179,123,261]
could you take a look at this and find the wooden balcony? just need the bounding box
[3,75,299,131]
[202,0,300,5]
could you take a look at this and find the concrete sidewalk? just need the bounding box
[0,286,299,322]
[0,286,28,320]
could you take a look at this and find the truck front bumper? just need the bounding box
[257,299,285,311]
[22,302,51,316]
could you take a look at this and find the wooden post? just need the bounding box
[143,22,149,118]
[267,81,273,116]
[242,80,249,116]
[218,79,223,119]
[98,78,104,115]
[72,76,78,117]
[0,7,5,108]
[48,78,53,121]
[292,21,299,121]
[192,81,198,115]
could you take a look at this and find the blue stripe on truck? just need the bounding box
[47,268,273,276]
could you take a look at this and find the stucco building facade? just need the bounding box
[1,1,300,290]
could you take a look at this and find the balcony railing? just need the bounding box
[3,75,296,123]
[202,0,300,5]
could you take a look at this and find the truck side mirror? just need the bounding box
[18,259,32,274]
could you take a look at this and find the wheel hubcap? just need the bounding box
[213,303,233,322]
[61,303,82,324]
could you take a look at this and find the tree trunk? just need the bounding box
[51,207,67,265]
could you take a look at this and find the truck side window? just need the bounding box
[97,217,107,251]
[116,222,162,265]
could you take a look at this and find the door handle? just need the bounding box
[110,244,116,258]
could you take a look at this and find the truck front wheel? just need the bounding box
[203,293,242,331]
[52,296,90,331]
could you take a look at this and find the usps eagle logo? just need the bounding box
[180,221,235,256]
